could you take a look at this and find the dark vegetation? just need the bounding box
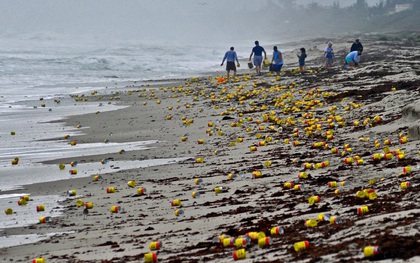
[261,0,420,40]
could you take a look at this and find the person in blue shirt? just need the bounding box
[249,41,267,76]
[221,46,240,79]
[345,49,362,67]
[270,46,283,76]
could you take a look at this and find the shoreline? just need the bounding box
[1,34,420,262]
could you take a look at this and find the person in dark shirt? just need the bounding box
[249,41,267,76]
[350,39,363,52]
[297,47,307,74]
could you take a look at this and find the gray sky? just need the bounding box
[0,0,383,42]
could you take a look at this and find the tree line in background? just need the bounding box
[263,0,420,38]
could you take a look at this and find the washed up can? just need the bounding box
[106,187,116,193]
[223,237,235,247]
[171,199,182,206]
[357,205,369,215]
[258,237,272,248]
[36,205,45,212]
[39,216,51,223]
[68,190,76,196]
[137,187,147,195]
[144,252,157,263]
[194,178,203,185]
[191,191,200,198]
[174,209,184,217]
[110,206,120,213]
[400,181,410,190]
[329,216,342,224]
[305,219,318,227]
[32,258,45,263]
[5,208,13,215]
[308,196,320,205]
[235,236,251,248]
[85,202,94,209]
[317,213,330,222]
[270,226,284,235]
[364,246,379,257]
[149,241,161,251]
[233,248,247,260]
[127,180,136,188]
[214,186,228,194]
[294,241,309,252]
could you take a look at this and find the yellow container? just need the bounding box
[191,191,200,198]
[357,205,369,215]
[328,181,337,188]
[263,59,271,67]
[252,170,262,178]
[106,187,116,193]
[403,166,412,174]
[305,219,318,227]
[85,202,94,209]
[36,205,45,212]
[400,181,410,190]
[127,180,136,188]
[32,258,45,263]
[174,209,184,217]
[149,241,161,251]
[194,178,203,185]
[235,236,250,248]
[18,199,27,206]
[5,208,13,215]
[284,182,294,189]
[250,146,258,152]
[110,206,119,213]
[214,186,227,194]
[270,226,284,235]
[68,190,76,196]
[308,196,320,205]
[294,241,309,252]
[318,213,330,222]
[171,199,182,206]
[232,248,247,260]
[356,190,366,198]
[144,252,157,263]
[258,237,272,248]
[364,246,379,257]
[196,157,204,163]
[76,199,84,207]
[137,187,146,195]
[223,237,235,247]
[298,172,308,179]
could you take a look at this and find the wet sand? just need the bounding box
[1,34,420,262]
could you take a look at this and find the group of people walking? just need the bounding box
[221,38,363,79]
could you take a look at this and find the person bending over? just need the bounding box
[345,49,362,67]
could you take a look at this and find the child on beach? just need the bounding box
[297,48,307,74]
[270,46,283,76]
[324,42,334,68]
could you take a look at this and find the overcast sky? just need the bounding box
[0,0,383,42]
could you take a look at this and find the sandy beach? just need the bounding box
[1,34,419,262]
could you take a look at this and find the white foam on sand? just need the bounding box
[0,231,75,249]
[0,140,180,191]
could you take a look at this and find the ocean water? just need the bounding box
[0,31,233,236]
